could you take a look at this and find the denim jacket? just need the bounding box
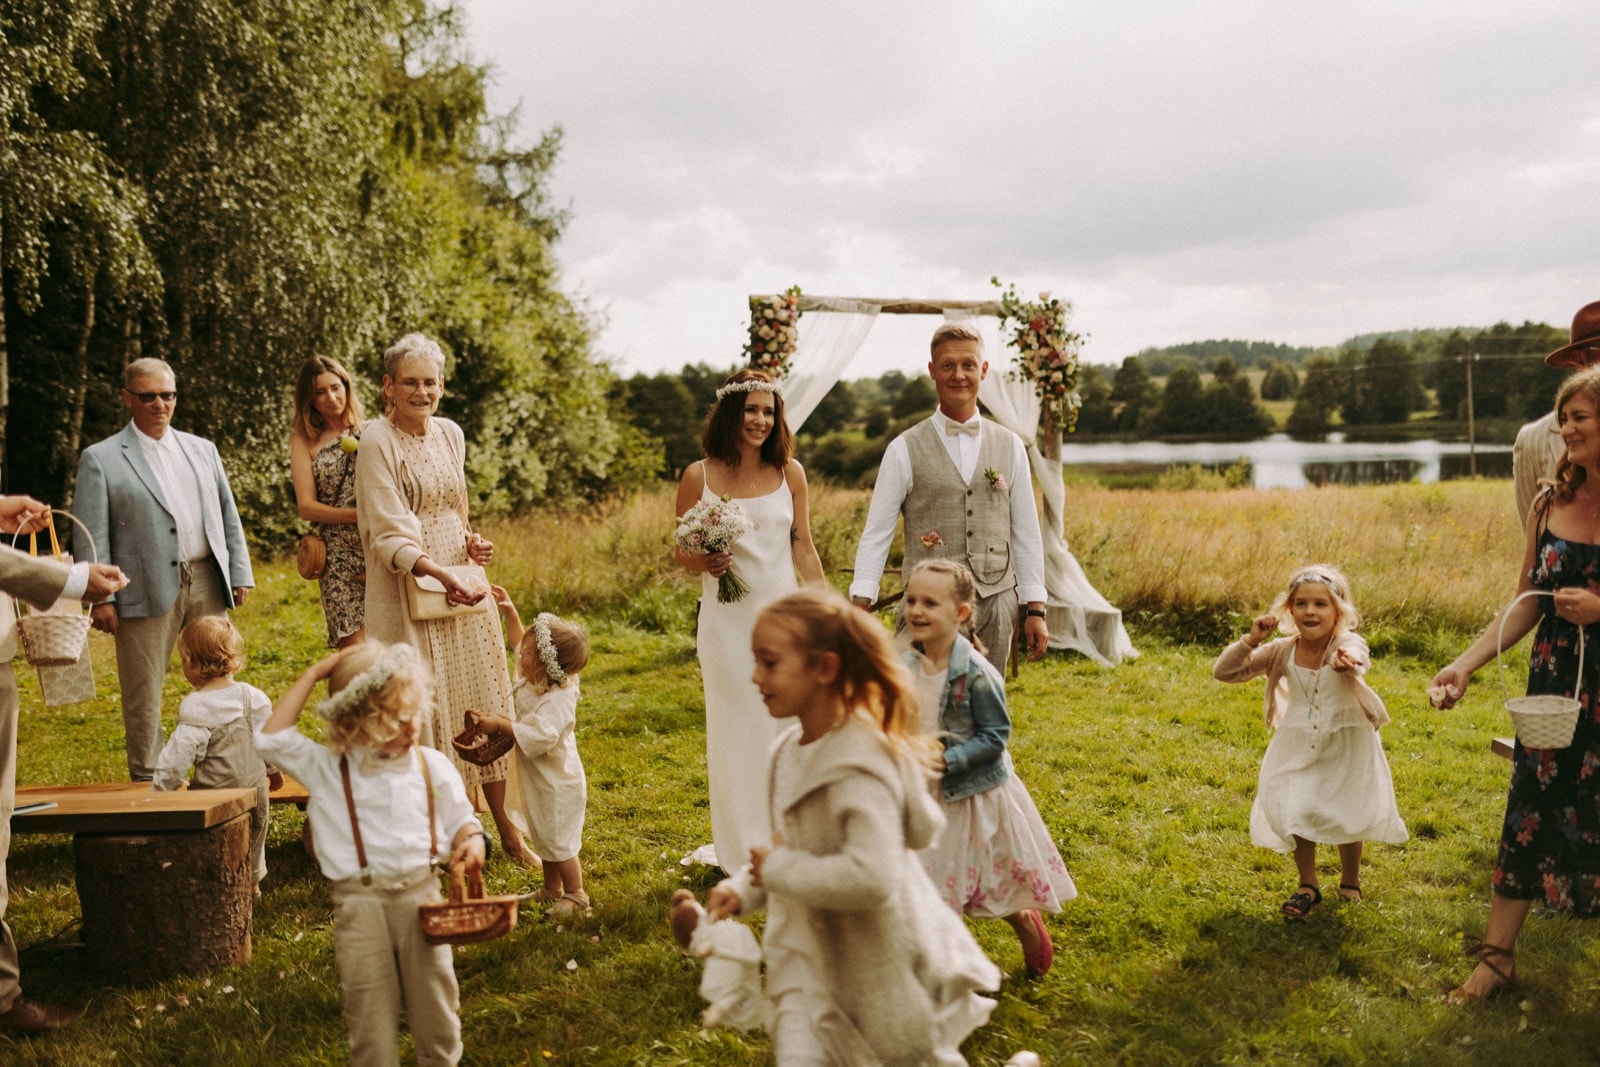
[906,635,1011,802]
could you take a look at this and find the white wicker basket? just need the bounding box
[12,512,97,668]
[1498,589,1584,750]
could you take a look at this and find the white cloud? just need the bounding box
[463,0,1600,376]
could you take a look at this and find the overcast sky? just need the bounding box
[460,1,1600,379]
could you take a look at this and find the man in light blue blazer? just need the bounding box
[74,358,254,781]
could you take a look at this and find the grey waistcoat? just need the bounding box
[900,416,1017,598]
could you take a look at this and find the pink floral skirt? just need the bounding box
[920,760,1077,919]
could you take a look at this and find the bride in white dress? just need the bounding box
[675,369,826,871]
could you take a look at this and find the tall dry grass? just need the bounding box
[483,478,1522,647]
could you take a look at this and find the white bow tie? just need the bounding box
[944,420,979,438]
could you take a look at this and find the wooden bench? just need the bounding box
[12,782,268,985]
[1492,736,1514,760]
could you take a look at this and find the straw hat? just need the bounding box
[1545,300,1600,368]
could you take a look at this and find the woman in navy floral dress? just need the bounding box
[1433,364,1600,1004]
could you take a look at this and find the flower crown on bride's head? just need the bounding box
[715,377,784,402]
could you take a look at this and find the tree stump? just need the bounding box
[74,812,253,985]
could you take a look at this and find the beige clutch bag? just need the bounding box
[405,564,489,621]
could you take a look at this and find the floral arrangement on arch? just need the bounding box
[743,285,802,379]
[992,277,1084,432]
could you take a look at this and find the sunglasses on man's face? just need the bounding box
[129,391,177,404]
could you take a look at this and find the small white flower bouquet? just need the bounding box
[676,496,755,603]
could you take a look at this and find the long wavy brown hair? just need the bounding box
[291,356,365,441]
[1549,365,1600,505]
[700,369,793,468]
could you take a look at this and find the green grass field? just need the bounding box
[5,479,1600,1065]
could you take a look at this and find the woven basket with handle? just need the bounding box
[12,512,96,668]
[1498,589,1585,750]
[452,708,514,766]
[419,864,522,945]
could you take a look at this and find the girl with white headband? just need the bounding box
[483,588,593,916]
[1213,564,1407,921]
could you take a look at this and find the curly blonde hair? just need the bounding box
[320,642,433,756]
[178,616,244,680]
[1268,564,1361,639]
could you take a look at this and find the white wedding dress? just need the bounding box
[694,472,798,871]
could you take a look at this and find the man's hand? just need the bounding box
[83,564,128,602]
[0,495,50,536]
[1024,609,1049,661]
[90,603,119,635]
[232,587,250,608]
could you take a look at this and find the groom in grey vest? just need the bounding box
[850,322,1049,664]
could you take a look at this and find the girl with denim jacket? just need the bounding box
[902,560,1076,977]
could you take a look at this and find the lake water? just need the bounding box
[1057,433,1513,489]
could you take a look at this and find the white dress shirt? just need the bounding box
[255,727,477,883]
[134,424,210,562]
[154,682,274,791]
[849,411,1047,604]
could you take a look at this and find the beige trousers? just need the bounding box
[0,664,21,1012]
[113,559,228,780]
[330,867,461,1067]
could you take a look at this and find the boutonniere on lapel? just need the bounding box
[920,531,944,548]
[983,467,1007,491]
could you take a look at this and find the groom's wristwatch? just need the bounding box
[1025,609,1047,619]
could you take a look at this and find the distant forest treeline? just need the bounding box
[622,321,1568,489]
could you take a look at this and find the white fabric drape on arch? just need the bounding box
[782,300,880,433]
[947,310,1137,666]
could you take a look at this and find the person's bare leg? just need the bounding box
[1450,893,1528,1002]
[482,779,537,866]
[1337,842,1363,899]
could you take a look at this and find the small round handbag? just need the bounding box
[296,533,326,581]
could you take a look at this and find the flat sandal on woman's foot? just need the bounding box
[1282,883,1321,920]
[1446,941,1516,1006]
[1337,883,1362,902]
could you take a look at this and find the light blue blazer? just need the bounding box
[74,423,253,619]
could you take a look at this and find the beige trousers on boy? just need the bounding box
[330,867,461,1066]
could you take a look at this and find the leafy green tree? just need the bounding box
[1287,357,1342,437]
[1211,355,1241,383]
[805,379,856,436]
[1110,356,1149,406]
[891,376,937,418]
[1151,365,1205,435]
[1259,361,1299,401]
[1343,338,1421,425]
[1198,374,1273,436]
[1073,363,1115,434]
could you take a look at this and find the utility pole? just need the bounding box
[1464,349,1478,476]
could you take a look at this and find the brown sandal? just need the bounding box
[1446,938,1516,1005]
[1282,883,1321,920]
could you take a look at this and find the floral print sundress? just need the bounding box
[1496,500,1600,914]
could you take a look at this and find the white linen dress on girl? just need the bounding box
[506,677,585,862]
[1249,643,1408,853]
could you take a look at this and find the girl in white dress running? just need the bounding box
[1213,564,1407,919]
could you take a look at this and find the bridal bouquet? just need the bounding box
[675,496,755,603]
[992,277,1084,431]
